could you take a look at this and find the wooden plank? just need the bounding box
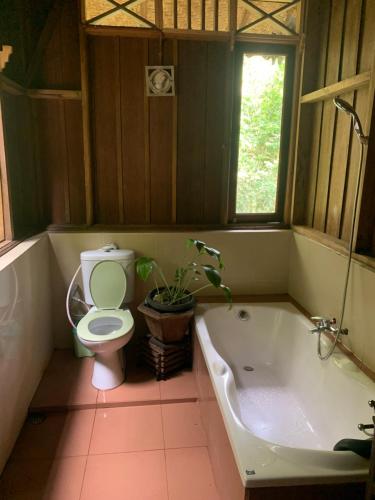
[148,39,174,224]
[32,99,66,225]
[89,36,120,224]
[80,29,93,225]
[356,0,375,254]
[176,40,207,223]
[204,42,227,223]
[300,72,370,104]
[358,0,375,73]
[326,0,362,237]
[64,100,86,224]
[2,93,42,236]
[59,0,81,89]
[114,38,124,224]
[27,89,82,99]
[312,0,345,231]
[325,92,354,237]
[220,42,235,224]
[171,39,178,223]
[303,0,331,226]
[58,100,71,223]
[0,97,13,240]
[25,0,64,87]
[120,38,149,224]
[340,87,368,241]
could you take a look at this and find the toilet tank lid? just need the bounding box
[81,249,135,261]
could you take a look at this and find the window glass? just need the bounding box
[236,52,286,214]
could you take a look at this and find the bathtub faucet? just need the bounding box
[309,317,348,336]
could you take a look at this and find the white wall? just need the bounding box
[288,232,375,372]
[0,234,53,472]
[48,230,292,348]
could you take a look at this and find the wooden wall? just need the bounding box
[293,0,375,256]
[89,36,228,225]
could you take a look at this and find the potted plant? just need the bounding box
[136,238,231,342]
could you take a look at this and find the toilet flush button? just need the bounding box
[101,243,118,252]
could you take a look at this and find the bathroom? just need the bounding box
[0,0,375,498]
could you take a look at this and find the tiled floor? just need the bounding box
[30,350,198,411]
[1,350,218,499]
[0,403,219,500]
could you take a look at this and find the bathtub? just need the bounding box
[194,302,375,489]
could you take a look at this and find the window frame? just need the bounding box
[229,42,296,224]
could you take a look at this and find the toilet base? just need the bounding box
[92,350,125,390]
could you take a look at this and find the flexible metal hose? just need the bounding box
[317,142,365,360]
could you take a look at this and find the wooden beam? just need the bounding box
[300,71,371,104]
[27,89,82,100]
[0,75,26,96]
[25,0,64,87]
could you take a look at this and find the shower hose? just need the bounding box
[317,141,366,360]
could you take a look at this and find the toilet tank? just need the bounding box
[80,248,135,306]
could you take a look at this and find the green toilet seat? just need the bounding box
[77,261,134,342]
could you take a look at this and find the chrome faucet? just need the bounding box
[309,316,348,336]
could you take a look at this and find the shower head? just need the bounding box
[333,97,368,145]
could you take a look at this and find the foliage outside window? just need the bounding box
[230,43,295,223]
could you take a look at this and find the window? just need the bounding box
[230,43,295,223]
[83,0,302,36]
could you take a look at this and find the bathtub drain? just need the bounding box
[243,366,254,372]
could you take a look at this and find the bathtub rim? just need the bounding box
[194,300,373,488]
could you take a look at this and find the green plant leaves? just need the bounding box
[135,239,232,306]
[220,284,232,305]
[202,265,222,288]
[135,257,155,281]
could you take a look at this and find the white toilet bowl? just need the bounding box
[77,260,135,390]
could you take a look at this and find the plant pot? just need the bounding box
[138,302,194,343]
[145,287,195,313]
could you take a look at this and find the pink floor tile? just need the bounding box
[89,405,164,455]
[165,447,219,500]
[81,451,168,500]
[162,402,207,449]
[30,350,97,410]
[0,456,86,500]
[12,410,95,459]
[160,370,198,401]
[97,365,161,406]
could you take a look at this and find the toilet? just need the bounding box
[77,248,135,390]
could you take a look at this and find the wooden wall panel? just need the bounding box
[176,41,208,224]
[312,0,345,232]
[2,93,43,237]
[33,100,64,224]
[89,37,121,224]
[204,42,228,223]
[120,38,149,224]
[64,100,86,224]
[296,0,375,256]
[148,39,174,224]
[32,0,81,89]
[176,40,227,224]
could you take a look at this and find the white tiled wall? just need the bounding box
[0,234,52,472]
[48,230,292,347]
[288,232,375,372]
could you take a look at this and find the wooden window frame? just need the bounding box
[229,42,296,224]
[0,92,13,246]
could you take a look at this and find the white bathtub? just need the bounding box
[194,302,375,488]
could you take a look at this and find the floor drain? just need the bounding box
[243,366,254,372]
[27,412,46,425]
